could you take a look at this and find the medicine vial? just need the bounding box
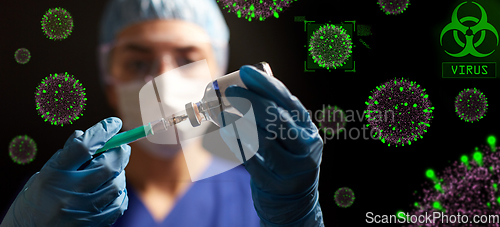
[185,62,273,127]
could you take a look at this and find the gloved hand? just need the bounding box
[219,66,324,227]
[1,117,131,227]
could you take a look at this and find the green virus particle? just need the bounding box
[308,24,353,70]
[334,187,355,208]
[377,0,410,15]
[41,7,74,40]
[364,78,434,147]
[9,135,37,165]
[217,0,297,21]
[35,72,87,126]
[401,136,500,226]
[14,48,31,64]
[317,105,347,136]
[455,88,488,123]
[356,24,373,36]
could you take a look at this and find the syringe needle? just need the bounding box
[166,114,188,126]
[173,114,188,124]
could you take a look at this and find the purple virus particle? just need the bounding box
[317,105,347,136]
[35,72,87,126]
[334,187,355,208]
[365,78,434,147]
[9,135,37,165]
[455,88,488,123]
[217,0,297,21]
[403,136,500,227]
[14,48,31,64]
[308,24,353,70]
[377,0,410,15]
[41,7,74,40]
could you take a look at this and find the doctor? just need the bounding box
[0,0,324,226]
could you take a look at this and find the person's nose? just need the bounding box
[154,54,177,77]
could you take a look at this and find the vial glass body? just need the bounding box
[185,62,273,127]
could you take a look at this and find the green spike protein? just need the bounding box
[9,135,37,165]
[34,72,87,126]
[364,78,434,147]
[41,7,74,40]
[308,24,353,70]
[217,0,297,21]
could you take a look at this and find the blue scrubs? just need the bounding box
[112,156,261,227]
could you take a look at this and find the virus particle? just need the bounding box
[9,135,37,165]
[14,48,31,64]
[356,24,373,36]
[35,72,87,126]
[402,136,500,227]
[317,105,347,136]
[334,187,355,208]
[217,0,297,21]
[308,24,353,70]
[455,88,488,123]
[364,78,434,147]
[41,7,74,40]
[377,0,410,15]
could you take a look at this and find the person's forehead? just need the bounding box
[114,19,211,48]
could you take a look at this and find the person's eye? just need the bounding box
[127,60,151,73]
[176,57,196,67]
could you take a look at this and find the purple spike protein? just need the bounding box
[217,0,297,21]
[14,48,31,64]
[334,187,356,208]
[377,0,410,15]
[41,7,74,40]
[34,72,87,126]
[365,78,434,147]
[9,135,37,165]
[455,88,488,123]
[317,105,347,136]
[405,144,500,227]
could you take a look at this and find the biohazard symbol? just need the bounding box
[440,1,499,57]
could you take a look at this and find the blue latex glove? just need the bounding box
[1,117,130,227]
[219,66,324,227]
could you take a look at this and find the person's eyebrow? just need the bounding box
[122,43,153,53]
[175,45,201,53]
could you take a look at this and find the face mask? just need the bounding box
[114,69,211,159]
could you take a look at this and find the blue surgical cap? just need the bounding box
[98,0,230,81]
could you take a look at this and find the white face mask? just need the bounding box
[114,69,211,159]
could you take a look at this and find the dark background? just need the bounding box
[1,0,499,226]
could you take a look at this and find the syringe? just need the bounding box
[94,61,273,156]
[94,114,188,155]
